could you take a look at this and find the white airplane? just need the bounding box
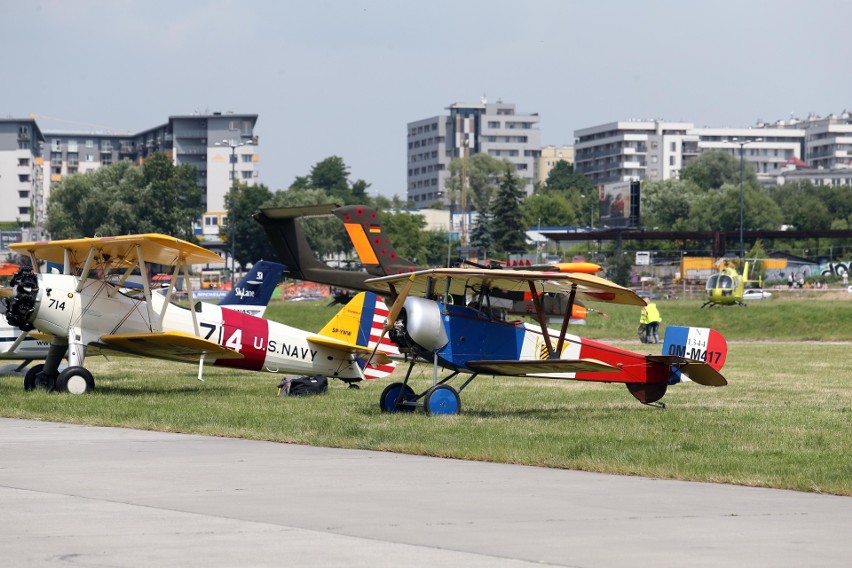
[0,258,286,375]
[2,234,392,394]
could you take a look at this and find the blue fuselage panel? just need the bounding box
[436,304,526,369]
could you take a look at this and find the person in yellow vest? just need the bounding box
[642,300,662,344]
[637,306,648,343]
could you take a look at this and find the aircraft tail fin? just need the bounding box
[218,260,287,317]
[333,205,420,276]
[254,205,374,292]
[659,326,728,385]
[318,291,398,380]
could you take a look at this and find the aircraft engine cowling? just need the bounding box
[389,297,448,353]
[5,267,39,332]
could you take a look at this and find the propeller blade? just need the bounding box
[368,274,416,365]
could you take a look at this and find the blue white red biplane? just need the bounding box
[343,268,729,414]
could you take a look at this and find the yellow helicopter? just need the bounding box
[701,260,761,307]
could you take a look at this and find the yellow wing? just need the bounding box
[9,234,223,267]
[467,358,617,376]
[365,268,646,306]
[96,331,244,363]
[307,334,392,367]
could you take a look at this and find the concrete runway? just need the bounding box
[1,418,849,567]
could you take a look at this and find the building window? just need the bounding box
[52,139,62,151]
[18,207,29,215]
[86,139,94,148]
[19,190,30,198]
[68,139,78,152]
[18,158,30,167]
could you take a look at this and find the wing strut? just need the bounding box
[528,280,554,358]
[75,246,97,292]
[135,244,159,331]
[197,354,205,382]
[554,284,578,357]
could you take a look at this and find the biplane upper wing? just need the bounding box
[468,358,617,376]
[365,268,646,306]
[9,234,223,267]
[96,331,245,363]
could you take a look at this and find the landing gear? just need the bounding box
[55,366,95,394]
[423,384,461,416]
[379,382,416,413]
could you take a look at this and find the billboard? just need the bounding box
[598,180,639,228]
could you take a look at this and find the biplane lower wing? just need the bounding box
[307,334,392,367]
[97,332,245,363]
[467,358,617,376]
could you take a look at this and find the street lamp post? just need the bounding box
[732,137,762,260]
[215,138,252,288]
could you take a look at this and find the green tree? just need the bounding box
[379,210,454,267]
[491,163,528,255]
[523,193,576,227]
[469,203,495,258]
[46,153,201,240]
[445,153,503,212]
[687,183,782,232]
[544,160,594,196]
[138,153,202,239]
[222,182,276,270]
[640,178,700,230]
[681,150,758,190]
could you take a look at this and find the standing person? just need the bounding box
[788,273,794,288]
[643,300,662,344]
[637,307,648,343]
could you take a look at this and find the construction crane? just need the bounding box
[27,113,131,134]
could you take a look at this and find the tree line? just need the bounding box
[44,150,852,273]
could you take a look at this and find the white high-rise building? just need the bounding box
[407,100,541,208]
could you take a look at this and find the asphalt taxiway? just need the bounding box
[1,418,849,567]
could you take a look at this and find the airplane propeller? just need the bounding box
[367,273,416,366]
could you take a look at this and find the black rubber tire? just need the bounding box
[23,363,44,391]
[55,366,95,395]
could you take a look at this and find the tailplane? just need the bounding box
[319,291,399,380]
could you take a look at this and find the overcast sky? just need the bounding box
[4,0,850,198]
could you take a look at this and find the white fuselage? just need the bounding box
[27,274,363,379]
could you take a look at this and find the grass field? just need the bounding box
[2,294,850,495]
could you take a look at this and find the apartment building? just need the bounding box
[6,112,259,243]
[407,100,541,207]
[574,119,807,186]
[799,112,852,170]
[0,118,44,240]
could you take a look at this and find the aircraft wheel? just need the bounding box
[379,382,416,413]
[23,364,45,391]
[56,366,95,395]
[423,384,461,416]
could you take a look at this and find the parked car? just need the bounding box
[743,289,772,300]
